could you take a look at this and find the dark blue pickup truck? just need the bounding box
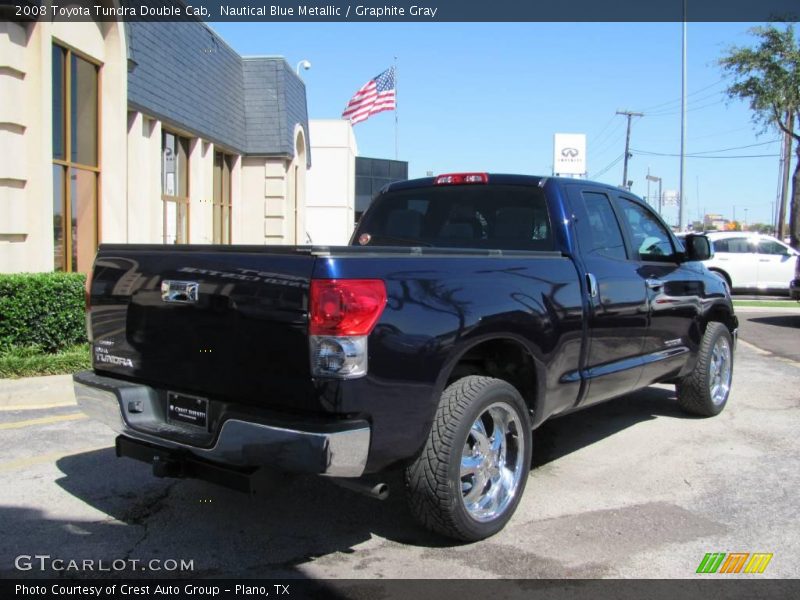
[74,173,737,541]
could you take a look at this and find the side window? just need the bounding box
[578,191,627,260]
[713,239,729,253]
[715,237,751,253]
[757,239,790,256]
[616,198,675,261]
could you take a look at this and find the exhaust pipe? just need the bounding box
[330,478,389,500]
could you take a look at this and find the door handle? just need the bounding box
[646,278,665,290]
[586,273,598,298]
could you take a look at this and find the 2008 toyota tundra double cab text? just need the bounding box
[75,173,737,541]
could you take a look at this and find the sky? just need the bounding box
[211,21,793,228]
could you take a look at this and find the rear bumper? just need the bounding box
[73,371,370,477]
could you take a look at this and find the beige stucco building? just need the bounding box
[0,15,311,274]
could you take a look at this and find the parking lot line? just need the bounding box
[0,446,108,473]
[0,400,77,412]
[0,413,87,430]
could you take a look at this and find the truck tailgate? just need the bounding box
[89,245,318,413]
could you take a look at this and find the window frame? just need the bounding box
[612,194,678,263]
[212,151,234,244]
[161,128,191,244]
[51,41,102,273]
[577,189,629,261]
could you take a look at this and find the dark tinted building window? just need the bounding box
[355,157,408,215]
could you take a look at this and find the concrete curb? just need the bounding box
[733,305,800,313]
[0,374,75,411]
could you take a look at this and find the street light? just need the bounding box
[296,59,311,76]
[646,174,662,216]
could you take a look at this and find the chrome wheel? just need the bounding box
[460,401,525,522]
[708,336,732,406]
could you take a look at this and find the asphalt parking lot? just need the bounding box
[735,305,800,362]
[0,306,798,580]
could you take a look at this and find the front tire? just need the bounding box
[676,322,733,417]
[405,376,532,542]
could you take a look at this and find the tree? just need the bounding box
[725,220,742,231]
[719,24,800,248]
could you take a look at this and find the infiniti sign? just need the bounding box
[554,133,587,176]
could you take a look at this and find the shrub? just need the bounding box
[0,272,87,353]
[0,344,91,378]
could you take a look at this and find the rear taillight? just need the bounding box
[434,172,488,185]
[309,279,386,379]
[310,279,386,336]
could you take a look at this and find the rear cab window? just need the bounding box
[354,185,555,251]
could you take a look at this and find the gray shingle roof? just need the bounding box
[243,58,310,163]
[126,22,310,165]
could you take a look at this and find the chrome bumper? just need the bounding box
[73,371,370,478]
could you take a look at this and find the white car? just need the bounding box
[700,232,799,293]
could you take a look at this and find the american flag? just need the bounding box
[341,67,396,125]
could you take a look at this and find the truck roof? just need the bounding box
[383,173,626,195]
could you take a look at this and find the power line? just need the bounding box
[591,120,626,154]
[591,153,624,179]
[638,77,726,113]
[689,125,753,141]
[591,125,627,161]
[645,88,726,116]
[688,139,780,155]
[632,148,779,159]
[631,139,779,158]
[647,98,725,118]
[588,114,617,143]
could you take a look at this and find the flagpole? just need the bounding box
[394,56,398,160]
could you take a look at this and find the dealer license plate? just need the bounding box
[167,392,209,429]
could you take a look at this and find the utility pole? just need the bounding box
[778,111,793,239]
[679,7,687,231]
[617,110,643,190]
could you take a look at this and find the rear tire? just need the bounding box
[676,322,733,417]
[405,376,532,542]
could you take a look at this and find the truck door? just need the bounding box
[565,186,648,406]
[611,193,703,387]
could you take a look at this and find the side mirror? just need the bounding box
[683,234,713,262]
